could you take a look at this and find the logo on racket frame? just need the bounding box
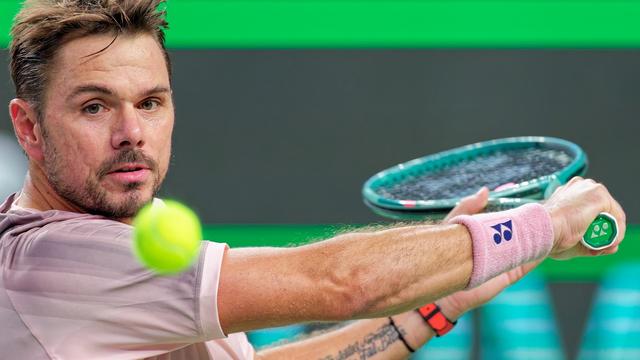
[491,220,513,244]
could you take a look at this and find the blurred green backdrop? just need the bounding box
[4,1,640,48]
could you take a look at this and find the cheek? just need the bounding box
[154,119,174,173]
[158,140,172,176]
[55,134,104,179]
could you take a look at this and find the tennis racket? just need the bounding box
[362,136,617,250]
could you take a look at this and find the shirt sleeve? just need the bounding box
[199,241,228,339]
[3,216,229,359]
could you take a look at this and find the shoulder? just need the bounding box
[42,216,132,241]
[2,209,130,242]
[1,210,136,266]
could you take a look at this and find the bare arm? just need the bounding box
[255,254,544,359]
[217,223,473,334]
[256,307,441,360]
[217,178,627,335]
[255,189,535,360]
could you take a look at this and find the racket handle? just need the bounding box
[581,213,618,250]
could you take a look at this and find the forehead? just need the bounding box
[49,32,170,95]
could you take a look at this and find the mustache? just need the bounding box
[96,150,158,179]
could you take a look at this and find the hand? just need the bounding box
[443,187,490,221]
[543,177,626,260]
[438,260,541,319]
[437,188,542,319]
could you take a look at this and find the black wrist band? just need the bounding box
[388,316,416,353]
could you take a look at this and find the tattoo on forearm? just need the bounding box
[319,323,406,360]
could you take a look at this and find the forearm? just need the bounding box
[218,224,472,333]
[257,301,461,360]
[307,224,472,318]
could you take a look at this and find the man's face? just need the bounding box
[40,32,173,218]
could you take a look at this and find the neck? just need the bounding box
[18,163,82,214]
[17,163,134,224]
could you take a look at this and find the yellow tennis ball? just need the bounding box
[133,200,202,274]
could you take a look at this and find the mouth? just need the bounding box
[109,163,151,174]
[106,163,152,184]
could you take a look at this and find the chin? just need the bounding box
[120,189,154,207]
[97,187,154,218]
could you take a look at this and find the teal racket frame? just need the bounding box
[362,136,587,216]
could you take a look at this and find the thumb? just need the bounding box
[444,187,490,221]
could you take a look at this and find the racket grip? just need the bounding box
[581,213,618,251]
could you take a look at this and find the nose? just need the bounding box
[111,105,145,149]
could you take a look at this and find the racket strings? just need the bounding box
[377,148,573,200]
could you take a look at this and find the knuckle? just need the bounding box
[619,209,627,224]
[593,183,608,198]
[569,176,583,184]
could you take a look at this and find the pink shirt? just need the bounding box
[0,194,255,359]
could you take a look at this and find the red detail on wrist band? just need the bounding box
[417,303,456,337]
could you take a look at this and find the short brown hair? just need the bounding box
[10,0,171,120]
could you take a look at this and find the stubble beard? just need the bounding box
[42,135,164,219]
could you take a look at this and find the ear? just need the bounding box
[9,99,45,162]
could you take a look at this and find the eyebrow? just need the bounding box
[66,84,171,102]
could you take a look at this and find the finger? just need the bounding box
[444,187,489,221]
[553,243,593,260]
[593,183,626,249]
[589,249,604,256]
[521,259,544,274]
[597,246,618,255]
[602,245,619,255]
[550,183,565,197]
[446,187,488,218]
[566,176,584,186]
[506,259,544,284]
[607,197,627,248]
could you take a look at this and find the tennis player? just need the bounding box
[1,1,626,359]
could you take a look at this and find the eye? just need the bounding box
[83,103,104,115]
[139,99,159,111]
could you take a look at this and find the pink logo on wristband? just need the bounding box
[490,220,513,244]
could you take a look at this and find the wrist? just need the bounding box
[390,311,431,351]
[434,297,463,322]
[416,302,458,337]
[449,203,554,288]
[543,203,567,256]
[393,300,462,351]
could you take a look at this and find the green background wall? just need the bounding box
[4,1,640,48]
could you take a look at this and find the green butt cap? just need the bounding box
[582,213,618,250]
